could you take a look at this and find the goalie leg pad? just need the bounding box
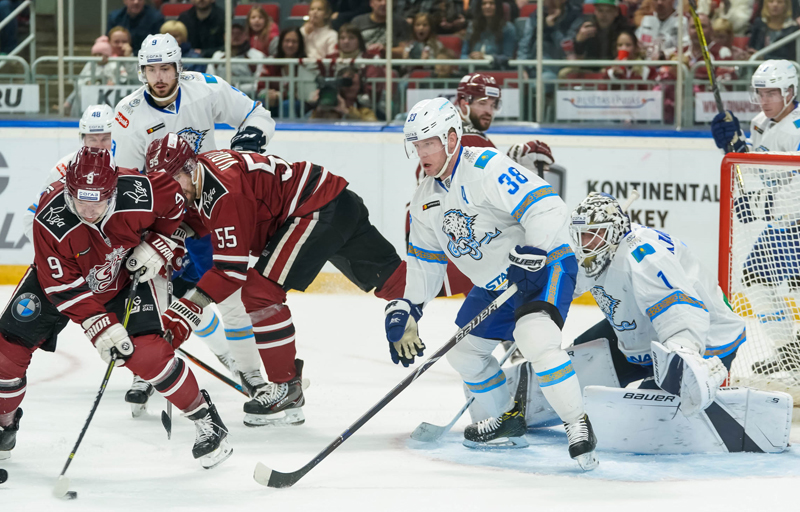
[446,334,513,418]
[584,385,792,454]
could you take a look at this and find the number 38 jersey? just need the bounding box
[405,146,573,305]
[575,224,746,366]
[190,150,348,304]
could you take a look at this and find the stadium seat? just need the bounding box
[481,71,519,88]
[438,35,462,56]
[520,3,536,18]
[407,69,432,89]
[161,3,192,19]
[733,36,749,49]
[291,3,310,18]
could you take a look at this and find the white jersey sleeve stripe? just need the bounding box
[408,243,448,264]
[645,290,708,321]
[511,185,557,222]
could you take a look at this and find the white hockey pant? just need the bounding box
[446,334,513,419]
[514,312,584,425]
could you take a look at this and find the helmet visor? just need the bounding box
[405,135,445,159]
[749,86,786,106]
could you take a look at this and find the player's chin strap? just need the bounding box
[771,97,798,121]
[434,145,460,180]
[147,82,180,106]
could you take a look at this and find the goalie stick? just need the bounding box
[410,341,519,442]
[54,270,143,499]
[253,284,519,488]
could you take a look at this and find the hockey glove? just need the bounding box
[733,190,774,224]
[126,232,179,282]
[507,246,549,295]
[710,111,747,153]
[651,339,728,416]
[83,313,134,366]
[384,299,426,367]
[161,298,204,349]
[230,126,267,153]
[506,141,554,171]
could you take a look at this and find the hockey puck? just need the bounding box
[0,468,7,484]
[65,491,78,499]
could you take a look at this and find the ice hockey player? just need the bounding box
[144,133,406,427]
[711,59,800,153]
[570,192,744,414]
[0,148,231,468]
[388,98,598,470]
[112,32,275,409]
[22,104,115,242]
[710,59,800,373]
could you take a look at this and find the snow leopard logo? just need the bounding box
[442,209,501,260]
[177,127,209,153]
[590,286,636,332]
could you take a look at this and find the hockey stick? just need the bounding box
[161,264,174,440]
[54,269,143,499]
[410,341,519,442]
[686,0,737,154]
[177,348,249,397]
[253,284,518,488]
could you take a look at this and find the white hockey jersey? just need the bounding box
[748,103,800,152]
[575,224,746,366]
[22,151,74,242]
[405,146,572,305]
[111,71,276,169]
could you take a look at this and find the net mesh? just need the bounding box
[723,152,800,404]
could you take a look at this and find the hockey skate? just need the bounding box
[463,363,530,449]
[0,409,22,460]
[215,352,238,379]
[185,390,233,469]
[564,414,599,471]
[125,375,154,417]
[243,359,305,427]
[751,340,800,375]
[238,368,269,398]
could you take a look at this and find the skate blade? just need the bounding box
[462,436,529,450]
[200,439,233,469]
[243,408,305,428]
[574,450,599,471]
[0,450,10,460]
[129,403,147,418]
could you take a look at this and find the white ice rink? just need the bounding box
[1,286,799,512]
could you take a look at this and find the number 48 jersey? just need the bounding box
[190,150,347,304]
[575,224,746,366]
[405,146,573,305]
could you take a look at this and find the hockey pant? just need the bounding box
[243,189,403,383]
[0,268,204,427]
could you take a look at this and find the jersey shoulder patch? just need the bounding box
[199,169,229,219]
[201,73,218,84]
[116,175,154,212]
[35,192,81,242]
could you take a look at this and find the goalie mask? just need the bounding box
[570,192,630,278]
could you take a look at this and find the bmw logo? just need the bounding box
[12,293,42,322]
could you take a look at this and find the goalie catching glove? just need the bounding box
[161,298,204,349]
[83,313,134,366]
[384,299,426,367]
[651,338,728,416]
[125,231,183,282]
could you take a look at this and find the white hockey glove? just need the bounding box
[83,313,134,366]
[125,232,179,281]
[506,140,554,172]
[384,299,426,367]
[651,338,728,416]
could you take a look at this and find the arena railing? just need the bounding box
[0,0,35,74]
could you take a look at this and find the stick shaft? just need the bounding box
[178,348,248,396]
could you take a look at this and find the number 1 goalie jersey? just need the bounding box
[575,224,746,366]
[191,150,348,304]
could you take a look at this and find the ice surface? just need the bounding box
[0,287,797,511]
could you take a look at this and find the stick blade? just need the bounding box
[161,410,172,440]
[53,475,71,498]
[253,462,303,488]
[410,422,446,442]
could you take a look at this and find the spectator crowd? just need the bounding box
[46,0,800,120]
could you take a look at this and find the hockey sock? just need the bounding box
[515,313,584,425]
[0,333,34,418]
[0,377,25,421]
[251,304,297,383]
[195,308,230,356]
[446,334,513,418]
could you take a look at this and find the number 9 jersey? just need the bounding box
[405,146,573,305]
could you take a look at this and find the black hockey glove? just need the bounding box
[231,126,267,153]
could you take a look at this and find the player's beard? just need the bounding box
[149,79,179,104]
[469,111,492,132]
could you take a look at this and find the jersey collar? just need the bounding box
[144,86,182,115]
[436,146,463,192]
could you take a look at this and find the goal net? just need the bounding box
[720,152,800,404]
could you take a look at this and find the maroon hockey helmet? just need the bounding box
[456,73,502,108]
[145,133,197,178]
[65,146,118,202]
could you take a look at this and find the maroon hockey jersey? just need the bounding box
[32,170,185,323]
[191,150,347,303]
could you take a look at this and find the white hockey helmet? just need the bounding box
[570,192,631,278]
[78,104,114,136]
[138,33,182,84]
[403,98,463,179]
[750,59,798,106]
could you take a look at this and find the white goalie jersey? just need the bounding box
[575,224,746,365]
[111,71,276,169]
[748,104,800,152]
[22,151,74,242]
[405,146,572,305]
